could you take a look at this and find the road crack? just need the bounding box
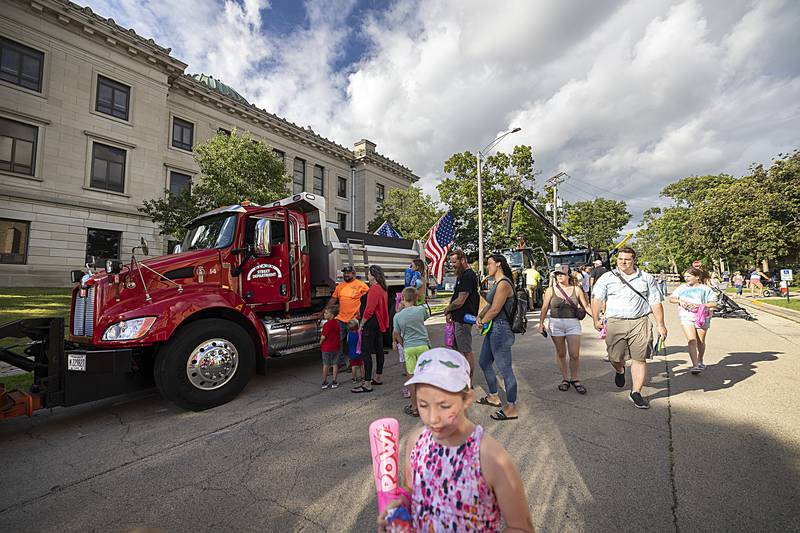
[665,353,679,533]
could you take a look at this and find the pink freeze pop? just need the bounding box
[369,417,404,513]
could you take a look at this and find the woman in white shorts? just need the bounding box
[539,266,592,394]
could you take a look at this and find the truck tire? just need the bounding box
[155,319,255,411]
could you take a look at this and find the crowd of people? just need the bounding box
[317,245,730,530]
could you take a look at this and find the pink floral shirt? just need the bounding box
[409,425,501,531]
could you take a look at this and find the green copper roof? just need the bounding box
[190,74,250,105]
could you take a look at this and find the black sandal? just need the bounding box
[558,379,571,391]
[371,379,384,386]
[570,380,587,395]
[351,385,373,393]
[476,396,502,408]
[490,409,518,421]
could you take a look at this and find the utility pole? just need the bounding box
[547,172,567,253]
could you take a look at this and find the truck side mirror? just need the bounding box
[140,237,149,256]
[253,219,272,256]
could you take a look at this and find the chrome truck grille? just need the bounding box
[72,286,95,337]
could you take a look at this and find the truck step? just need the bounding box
[273,342,321,356]
[261,313,321,326]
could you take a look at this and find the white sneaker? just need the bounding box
[321,382,330,389]
[698,363,706,370]
[690,366,702,375]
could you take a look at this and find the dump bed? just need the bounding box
[325,228,423,288]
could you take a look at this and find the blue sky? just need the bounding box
[84,0,800,225]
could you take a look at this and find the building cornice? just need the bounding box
[355,154,419,183]
[174,76,419,183]
[173,75,353,164]
[24,0,187,77]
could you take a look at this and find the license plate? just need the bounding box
[68,353,87,371]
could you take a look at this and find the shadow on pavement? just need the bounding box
[648,351,781,402]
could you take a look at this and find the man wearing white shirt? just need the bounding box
[591,247,668,409]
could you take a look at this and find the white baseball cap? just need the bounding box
[404,347,471,392]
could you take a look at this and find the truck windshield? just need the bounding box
[182,214,237,251]
[505,251,524,269]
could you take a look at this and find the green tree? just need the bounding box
[660,174,736,207]
[367,186,443,240]
[635,152,800,273]
[634,207,695,273]
[438,145,548,256]
[694,153,800,268]
[562,198,631,251]
[141,130,290,239]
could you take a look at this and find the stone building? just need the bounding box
[0,0,418,286]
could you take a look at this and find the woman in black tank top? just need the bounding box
[539,266,592,394]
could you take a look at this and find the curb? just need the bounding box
[730,294,800,325]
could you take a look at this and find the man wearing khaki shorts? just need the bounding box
[591,247,667,409]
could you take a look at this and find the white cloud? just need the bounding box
[84,0,800,223]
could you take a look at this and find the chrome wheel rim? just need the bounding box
[186,338,239,390]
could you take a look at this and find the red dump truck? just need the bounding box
[0,193,423,418]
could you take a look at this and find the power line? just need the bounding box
[557,181,596,202]
[567,175,635,201]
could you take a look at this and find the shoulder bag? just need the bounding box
[555,284,587,320]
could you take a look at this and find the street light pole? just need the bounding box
[477,127,521,278]
[546,172,567,253]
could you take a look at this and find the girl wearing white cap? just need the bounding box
[378,347,534,532]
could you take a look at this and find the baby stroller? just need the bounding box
[712,282,755,320]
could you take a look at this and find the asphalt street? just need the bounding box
[1,300,798,532]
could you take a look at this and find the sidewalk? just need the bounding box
[730,293,800,324]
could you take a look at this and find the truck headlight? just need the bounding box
[102,317,157,341]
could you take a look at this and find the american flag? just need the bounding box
[374,220,402,239]
[425,211,455,284]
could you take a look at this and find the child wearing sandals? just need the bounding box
[392,287,430,417]
[377,348,534,532]
[347,319,364,382]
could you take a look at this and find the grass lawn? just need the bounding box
[757,298,800,312]
[0,287,71,391]
[428,303,448,315]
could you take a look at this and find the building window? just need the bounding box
[0,218,29,264]
[172,117,194,151]
[337,212,347,230]
[376,183,385,204]
[167,239,180,254]
[90,142,126,193]
[95,75,130,120]
[0,117,37,176]
[0,37,44,92]
[273,149,285,164]
[86,228,121,266]
[313,164,324,195]
[293,157,305,194]
[337,176,347,198]
[169,171,191,197]
[217,127,231,136]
